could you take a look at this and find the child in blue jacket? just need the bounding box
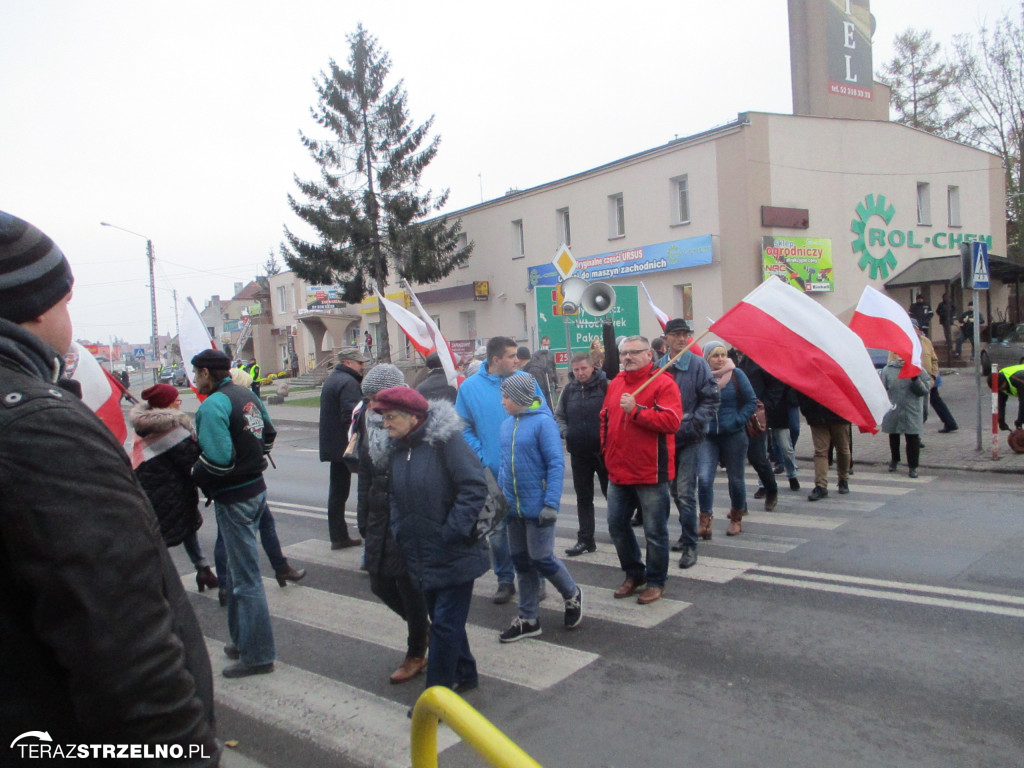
[497,374,582,641]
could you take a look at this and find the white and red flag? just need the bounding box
[640,281,670,330]
[65,341,129,445]
[709,277,890,432]
[376,287,460,388]
[848,286,923,379]
[179,297,218,391]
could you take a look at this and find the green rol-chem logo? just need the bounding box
[850,194,898,279]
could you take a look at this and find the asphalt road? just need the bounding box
[176,424,1024,768]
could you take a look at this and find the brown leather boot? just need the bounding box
[726,509,744,536]
[389,654,427,684]
[698,513,713,540]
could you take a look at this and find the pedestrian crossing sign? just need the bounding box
[971,241,990,290]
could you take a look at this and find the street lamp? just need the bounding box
[100,221,160,364]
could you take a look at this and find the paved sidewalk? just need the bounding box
[151,367,1023,475]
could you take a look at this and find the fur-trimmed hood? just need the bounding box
[130,402,196,437]
[373,398,464,467]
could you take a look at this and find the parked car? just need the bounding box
[159,365,189,387]
[980,323,1024,373]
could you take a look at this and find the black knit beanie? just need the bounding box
[0,211,74,323]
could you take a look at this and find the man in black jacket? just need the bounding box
[0,211,219,764]
[416,351,457,403]
[554,352,608,556]
[320,348,366,548]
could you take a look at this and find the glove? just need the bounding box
[538,506,558,527]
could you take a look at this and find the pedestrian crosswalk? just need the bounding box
[199,469,934,767]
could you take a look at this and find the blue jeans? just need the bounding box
[507,517,578,621]
[215,505,288,580]
[606,482,670,588]
[215,492,276,667]
[487,517,515,585]
[670,441,700,547]
[423,580,477,689]
[769,426,798,478]
[698,430,749,515]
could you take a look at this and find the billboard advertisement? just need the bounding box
[762,236,834,293]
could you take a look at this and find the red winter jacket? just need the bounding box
[600,363,682,485]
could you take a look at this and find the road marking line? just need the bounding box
[752,565,1024,606]
[271,500,328,514]
[699,533,807,553]
[193,577,598,691]
[738,574,1024,618]
[205,636,459,767]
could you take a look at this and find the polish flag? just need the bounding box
[404,284,461,389]
[375,290,434,358]
[640,281,670,330]
[709,277,891,432]
[66,341,129,445]
[179,297,218,394]
[848,286,923,379]
[641,281,701,355]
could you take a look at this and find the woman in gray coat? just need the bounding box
[880,356,932,477]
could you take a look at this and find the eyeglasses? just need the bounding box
[621,348,650,357]
[382,413,407,423]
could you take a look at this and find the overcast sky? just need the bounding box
[1,0,1017,345]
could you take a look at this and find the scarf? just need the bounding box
[710,357,736,389]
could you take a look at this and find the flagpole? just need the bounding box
[631,329,713,397]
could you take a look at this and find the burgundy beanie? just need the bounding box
[141,383,180,409]
[370,386,429,418]
[0,211,74,324]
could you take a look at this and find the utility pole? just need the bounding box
[101,221,160,365]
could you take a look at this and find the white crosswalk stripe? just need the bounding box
[205,637,460,768]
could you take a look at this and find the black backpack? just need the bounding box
[437,444,508,542]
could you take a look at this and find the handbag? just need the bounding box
[731,376,766,438]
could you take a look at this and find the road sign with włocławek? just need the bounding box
[534,284,639,368]
[551,244,577,281]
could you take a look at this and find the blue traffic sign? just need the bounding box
[971,242,990,290]
[133,347,147,360]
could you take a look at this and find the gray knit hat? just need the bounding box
[501,373,538,407]
[362,363,406,396]
[703,341,728,361]
[0,211,74,323]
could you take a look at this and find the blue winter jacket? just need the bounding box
[498,404,564,518]
[706,367,757,436]
[455,363,544,475]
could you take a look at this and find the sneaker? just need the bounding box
[909,468,919,478]
[492,582,516,605]
[938,425,958,433]
[499,617,542,643]
[807,486,828,502]
[564,586,583,629]
[789,477,800,491]
[837,479,850,495]
[565,541,596,557]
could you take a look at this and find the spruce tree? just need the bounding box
[282,24,471,361]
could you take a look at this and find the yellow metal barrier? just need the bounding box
[410,685,544,768]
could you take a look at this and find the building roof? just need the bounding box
[885,254,1024,287]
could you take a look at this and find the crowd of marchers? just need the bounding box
[7,207,1024,760]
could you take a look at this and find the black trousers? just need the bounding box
[569,450,608,545]
[369,572,430,658]
[328,461,354,543]
[889,433,921,469]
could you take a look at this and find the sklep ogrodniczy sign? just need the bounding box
[851,193,994,279]
[527,234,713,288]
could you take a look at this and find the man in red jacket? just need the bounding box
[600,335,682,605]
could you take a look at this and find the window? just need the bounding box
[947,185,961,227]
[557,207,571,247]
[511,220,525,259]
[456,232,470,268]
[275,285,291,314]
[459,310,477,338]
[676,284,693,322]
[516,302,528,339]
[608,194,625,238]
[672,175,690,225]
[917,182,931,226]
